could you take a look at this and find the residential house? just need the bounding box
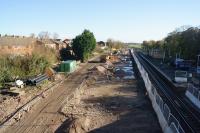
[39,39,59,50]
[97,41,107,49]
[63,38,72,47]
[0,35,73,57]
[38,39,69,51]
[53,39,68,50]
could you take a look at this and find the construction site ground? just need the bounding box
[0,54,162,133]
[0,61,96,133]
[56,55,162,133]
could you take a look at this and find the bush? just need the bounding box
[72,29,96,62]
[0,47,57,86]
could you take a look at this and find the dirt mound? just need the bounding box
[67,117,90,133]
[89,66,107,75]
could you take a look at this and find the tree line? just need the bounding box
[142,26,200,60]
[107,38,124,50]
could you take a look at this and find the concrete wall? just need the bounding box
[132,51,185,133]
[185,84,200,109]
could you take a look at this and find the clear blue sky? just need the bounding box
[1,0,200,42]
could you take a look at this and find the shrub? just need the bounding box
[0,46,57,86]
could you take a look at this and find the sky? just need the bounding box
[0,0,200,42]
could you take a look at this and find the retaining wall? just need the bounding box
[132,51,185,133]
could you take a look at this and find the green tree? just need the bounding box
[164,27,200,60]
[72,29,96,62]
[142,26,200,61]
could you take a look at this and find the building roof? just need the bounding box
[97,41,106,46]
[39,39,55,44]
[38,39,67,46]
[63,38,71,42]
[52,40,66,45]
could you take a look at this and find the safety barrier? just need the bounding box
[187,84,200,100]
[185,84,200,109]
[132,51,185,133]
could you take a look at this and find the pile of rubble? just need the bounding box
[58,54,137,133]
[88,55,135,82]
[59,96,115,133]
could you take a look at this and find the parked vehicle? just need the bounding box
[173,58,192,70]
[174,70,188,83]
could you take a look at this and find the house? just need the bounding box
[38,39,69,51]
[0,35,71,56]
[0,36,39,55]
[39,39,58,50]
[63,38,72,47]
[53,39,68,50]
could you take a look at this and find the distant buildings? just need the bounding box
[38,39,68,50]
[0,36,37,55]
[63,38,72,48]
[0,35,71,56]
[97,41,107,49]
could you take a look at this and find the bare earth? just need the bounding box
[1,56,162,133]
[2,63,96,133]
[57,67,162,132]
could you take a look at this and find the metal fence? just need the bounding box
[152,82,185,133]
[187,83,200,101]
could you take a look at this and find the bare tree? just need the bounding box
[115,41,124,49]
[30,33,35,38]
[107,38,114,50]
[38,31,50,40]
[107,38,124,50]
[52,33,59,40]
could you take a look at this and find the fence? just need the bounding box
[186,84,200,109]
[187,84,200,101]
[132,51,185,133]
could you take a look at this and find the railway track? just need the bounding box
[143,55,200,115]
[1,62,96,133]
[133,51,200,133]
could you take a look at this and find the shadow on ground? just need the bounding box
[55,79,162,133]
[55,119,73,133]
[55,57,162,133]
[88,81,161,133]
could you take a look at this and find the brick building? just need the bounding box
[0,36,39,55]
[0,36,70,56]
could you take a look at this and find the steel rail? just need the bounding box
[133,51,200,133]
